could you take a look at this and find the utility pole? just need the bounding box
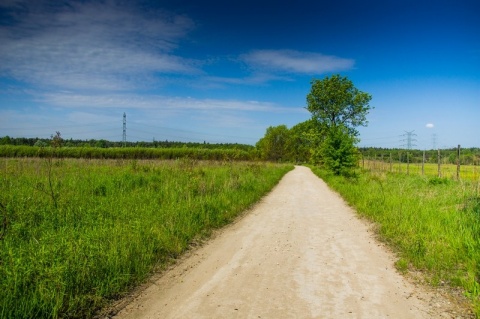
[122,112,127,147]
[401,130,417,175]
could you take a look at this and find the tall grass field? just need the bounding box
[363,159,480,181]
[311,167,480,315]
[0,158,293,318]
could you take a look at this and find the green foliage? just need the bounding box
[33,140,48,147]
[0,136,255,151]
[0,158,293,318]
[0,145,256,161]
[255,120,323,164]
[305,75,371,175]
[256,125,290,161]
[306,74,372,136]
[428,176,451,185]
[0,136,12,145]
[287,119,322,163]
[320,125,359,175]
[310,167,480,315]
[50,131,63,148]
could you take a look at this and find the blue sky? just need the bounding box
[0,0,479,148]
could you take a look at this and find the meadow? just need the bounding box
[362,159,480,181]
[0,157,293,318]
[311,166,480,315]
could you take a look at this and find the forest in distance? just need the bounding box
[1,134,479,165]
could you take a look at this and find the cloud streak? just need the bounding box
[40,91,306,114]
[241,49,355,75]
[0,1,196,91]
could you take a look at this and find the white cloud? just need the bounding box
[0,1,196,91]
[426,123,434,128]
[40,92,306,114]
[241,49,354,75]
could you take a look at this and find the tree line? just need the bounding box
[8,75,473,175]
[0,135,254,151]
[257,74,372,175]
[1,75,374,176]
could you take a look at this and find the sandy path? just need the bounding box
[114,166,455,319]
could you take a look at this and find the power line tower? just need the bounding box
[400,130,417,175]
[401,130,417,150]
[122,112,126,147]
[432,133,437,150]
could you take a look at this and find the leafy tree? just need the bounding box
[321,125,359,175]
[306,74,372,136]
[51,131,63,148]
[287,120,318,163]
[256,125,290,161]
[0,136,12,145]
[306,75,371,174]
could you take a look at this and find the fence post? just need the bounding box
[422,150,425,176]
[438,149,441,177]
[398,152,402,173]
[389,152,392,173]
[456,144,461,180]
[407,152,410,175]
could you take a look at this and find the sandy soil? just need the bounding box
[112,166,469,319]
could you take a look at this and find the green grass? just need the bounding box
[0,145,257,161]
[310,166,480,315]
[362,159,480,181]
[0,158,293,318]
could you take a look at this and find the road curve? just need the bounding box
[114,166,452,319]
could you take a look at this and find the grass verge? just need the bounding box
[0,158,293,318]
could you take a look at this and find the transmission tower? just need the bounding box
[401,130,417,149]
[432,133,437,150]
[122,112,126,147]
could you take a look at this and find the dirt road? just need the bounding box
[114,166,459,318]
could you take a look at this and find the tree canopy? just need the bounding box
[305,74,372,175]
[306,74,372,136]
[255,125,290,161]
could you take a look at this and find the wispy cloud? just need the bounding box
[0,1,196,91]
[200,73,293,88]
[241,49,354,75]
[40,91,305,113]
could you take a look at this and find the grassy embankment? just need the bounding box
[0,158,293,318]
[310,166,480,315]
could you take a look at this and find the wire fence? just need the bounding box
[360,146,480,181]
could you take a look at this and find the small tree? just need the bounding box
[306,74,371,174]
[51,131,63,148]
